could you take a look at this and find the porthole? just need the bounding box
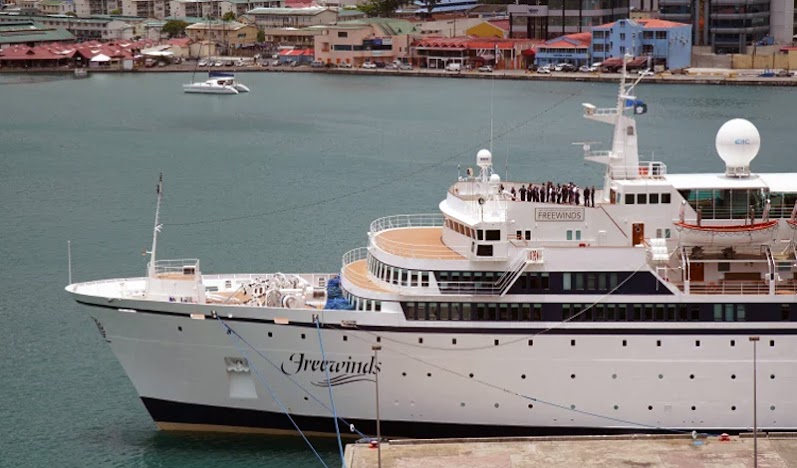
[731,406,736,411]
[377,336,381,343]
[612,374,617,379]
[521,374,526,379]
[460,402,465,407]
[648,405,653,411]
[771,374,775,379]
[494,339,499,346]
[402,372,407,377]
[571,374,576,379]
[658,374,663,379]
[343,336,348,342]
[570,404,576,409]
[469,373,474,378]
[528,404,534,409]
[690,374,695,379]
[571,339,576,346]
[731,374,736,379]
[614,405,619,410]
[656,340,661,347]
[691,406,696,411]
[418,337,423,344]
[528,339,534,346]
[771,406,776,411]
[695,340,701,347]
[494,403,500,408]
[301,333,305,340]
[178,326,182,332]
[622,340,627,347]
[304,396,309,401]
[730,340,735,347]
[452,338,457,345]
[268,331,273,337]
[426,372,432,377]
[770,340,775,347]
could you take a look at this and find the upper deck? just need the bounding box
[369,215,464,260]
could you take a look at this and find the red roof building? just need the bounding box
[412,36,538,70]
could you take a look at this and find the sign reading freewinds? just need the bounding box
[281,353,381,387]
[535,207,585,222]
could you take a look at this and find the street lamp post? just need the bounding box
[750,336,760,468]
[372,344,382,468]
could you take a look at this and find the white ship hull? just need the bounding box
[183,82,239,94]
[72,285,797,436]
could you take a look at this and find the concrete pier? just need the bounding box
[344,433,797,467]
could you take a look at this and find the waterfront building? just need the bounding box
[534,31,591,67]
[73,0,120,16]
[590,18,692,70]
[261,26,320,48]
[122,0,171,19]
[508,1,630,40]
[416,18,486,38]
[245,6,336,29]
[277,46,312,63]
[168,0,279,20]
[411,36,537,69]
[0,13,137,40]
[658,0,782,53]
[312,18,417,67]
[0,20,75,47]
[184,20,258,48]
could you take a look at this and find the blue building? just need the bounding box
[534,32,592,67]
[590,18,692,70]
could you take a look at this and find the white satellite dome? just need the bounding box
[476,149,492,168]
[715,118,760,177]
[489,173,501,183]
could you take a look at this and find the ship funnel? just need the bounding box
[716,118,760,177]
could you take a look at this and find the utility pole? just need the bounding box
[750,336,760,468]
[372,344,382,468]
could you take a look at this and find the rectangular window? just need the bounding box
[575,273,585,290]
[563,273,572,290]
[625,193,635,204]
[598,274,607,290]
[486,230,501,241]
[587,274,596,290]
[609,273,618,289]
[664,228,671,238]
[516,230,522,240]
[462,303,472,320]
[421,272,429,287]
[477,230,484,241]
[633,304,642,321]
[656,305,665,321]
[714,304,723,321]
[649,193,659,204]
[725,304,734,322]
[405,302,416,320]
[737,304,745,321]
[637,193,647,204]
[575,230,582,241]
[619,32,625,40]
[337,31,348,38]
[525,230,531,240]
[607,304,616,321]
[662,193,671,204]
[541,273,550,290]
[476,245,493,257]
[718,262,730,272]
[567,230,573,240]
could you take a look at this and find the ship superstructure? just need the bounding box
[67,64,797,437]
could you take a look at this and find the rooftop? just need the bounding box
[0,20,74,44]
[596,18,690,30]
[246,6,331,16]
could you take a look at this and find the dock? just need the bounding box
[344,433,797,467]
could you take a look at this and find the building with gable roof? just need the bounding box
[534,31,591,67]
[312,18,418,67]
[0,14,137,40]
[412,36,538,69]
[591,18,691,69]
[184,20,258,47]
[0,20,75,47]
[246,6,336,29]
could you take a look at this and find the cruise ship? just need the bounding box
[66,67,797,438]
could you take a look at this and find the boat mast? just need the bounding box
[147,173,163,278]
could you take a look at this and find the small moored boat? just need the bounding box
[182,77,239,94]
[674,219,779,246]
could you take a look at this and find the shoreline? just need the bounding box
[3,65,797,86]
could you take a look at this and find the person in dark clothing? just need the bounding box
[584,186,591,207]
[519,185,527,202]
[510,186,517,200]
[591,186,596,207]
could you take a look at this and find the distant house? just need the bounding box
[312,18,418,67]
[591,18,692,70]
[185,20,258,48]
[534,32,592,67]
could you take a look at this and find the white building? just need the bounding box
[74,0,121,16]
[122,0,171,18]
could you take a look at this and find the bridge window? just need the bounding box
[485,230,501,241]
[637,194,647,204]
[661,193,671,203]
[649,193,659,204]
[476,245,493,257]
[625,194,635,204]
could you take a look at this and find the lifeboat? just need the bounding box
[674,220,779,246]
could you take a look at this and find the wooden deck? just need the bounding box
[342,259,391,293]
[373,227,464,260]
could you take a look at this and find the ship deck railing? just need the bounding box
[674,280,797,295]
[448,180,605,206]
[369,214,465,260]
[341,247,391,293]
[149,258,200,279]
[609,161,668,180]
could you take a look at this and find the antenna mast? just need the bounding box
[147,174,164,278]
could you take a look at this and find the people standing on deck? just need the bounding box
[519,185,527,202]
[584,186,591,207]
[510,186,517,200]
[591,186,596,207]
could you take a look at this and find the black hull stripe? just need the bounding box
[76,300,797,335]
[142,397,697,438]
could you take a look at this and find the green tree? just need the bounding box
[110,8,122,14]
[222,11,236,21]
[359,0,405,17]
[162,20,189,38]
[256,29,266,42]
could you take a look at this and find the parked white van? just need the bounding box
[445,62,462,72]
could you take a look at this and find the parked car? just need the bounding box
[399,62,413,70]
[477,65,493,73]
[374,61,386,69]
[271,60,281,66]
[554,62,576,72]
[578,65,597,73]
[537,65,552,74]
[311,60,324,68]
[338,62,352,68]
[362,62,377,69]
[290,60,299,67]
[445,62,462,72]
[197,60,208,67]
[214,61,224,67]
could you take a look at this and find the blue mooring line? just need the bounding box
[315,316,347,468]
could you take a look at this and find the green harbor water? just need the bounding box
[1,72,795,467]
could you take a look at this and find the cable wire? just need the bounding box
[315,316,346,467]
